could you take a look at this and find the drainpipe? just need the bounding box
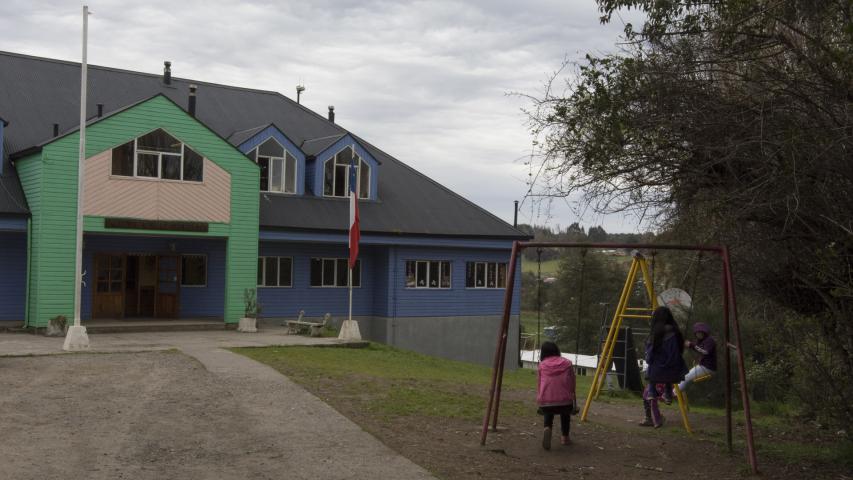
[390,246,397,345]
[24,216,32,328]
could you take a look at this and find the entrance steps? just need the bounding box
[84,319,228,334]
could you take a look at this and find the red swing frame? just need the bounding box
[479,241,758,475]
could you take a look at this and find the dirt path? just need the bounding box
[0,351,434,480]
[298,376,849,480]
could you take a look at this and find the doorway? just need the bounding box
[92,253,181,319]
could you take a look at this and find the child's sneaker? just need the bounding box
[561,435,572,446]
[654,416,665,428]
[542,427,552,450]
[639,418,654,427]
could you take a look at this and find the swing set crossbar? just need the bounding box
[479,241,758,475]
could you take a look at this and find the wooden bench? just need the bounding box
[286,312,331,337]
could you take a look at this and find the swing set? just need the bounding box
[479,241,759,475]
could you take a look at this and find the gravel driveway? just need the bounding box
[0,349,435,480]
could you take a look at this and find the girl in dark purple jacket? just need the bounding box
[678,322,717,391]
[640,306,688,428]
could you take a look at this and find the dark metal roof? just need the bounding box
[227,124,269,147]
[0,50,525,238]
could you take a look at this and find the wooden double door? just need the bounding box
[92,253,180,319]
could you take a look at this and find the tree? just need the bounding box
[547,251,626,354]
[526,0,853,429]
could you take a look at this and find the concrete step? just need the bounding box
[85,320,228,334]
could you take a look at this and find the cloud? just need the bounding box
[0,0,645,232]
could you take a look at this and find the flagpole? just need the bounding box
[339,144,362,341]
[64,5,91,351]
[348,268,353,323]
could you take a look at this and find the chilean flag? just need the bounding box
[348,149,360,269]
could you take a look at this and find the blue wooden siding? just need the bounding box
[257,242,379,318]
[238,125,307,195]
[389,246,521,317]
[257,241,520,319]
[0,232,27,320]
[305,157,316,195]
[80,234,226,319]
[0,215,27,232]
[310,134,379,200]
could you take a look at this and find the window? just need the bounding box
[309,258,361,287]
[405,260,451,289]
[323,146,369,199]
[257,256,293,287]
[251,138,297,194]
[110,128,204,182]
[465,262,508,288]
[181,255,207,286]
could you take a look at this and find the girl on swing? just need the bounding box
[537,341,577,450]
[679,322,717,391]
[640,306,688,428]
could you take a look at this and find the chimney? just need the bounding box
[188,84,197,117]
[296,84,305,104]
[97,103,104,118]
[163,61,172,85]
[52,123,59,137]
[513,200,519,228]
[328,105,335,123]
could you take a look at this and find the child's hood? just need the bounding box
[539,356,573,376]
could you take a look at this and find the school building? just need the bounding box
[0,51,525,365]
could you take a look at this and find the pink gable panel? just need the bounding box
[82,150,231,223]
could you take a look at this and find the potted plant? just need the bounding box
[238,288,261,333]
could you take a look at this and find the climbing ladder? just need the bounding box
[580,251,693,433]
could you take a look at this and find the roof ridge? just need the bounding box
[350,133,527,237]
[0,50,283,97]
[271,92,347,133]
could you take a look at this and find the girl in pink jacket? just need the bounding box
[537,341,577,450]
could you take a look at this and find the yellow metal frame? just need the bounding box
[579,253,692,433]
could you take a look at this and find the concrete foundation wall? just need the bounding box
[368,314,520,369]
[304,314,517,369]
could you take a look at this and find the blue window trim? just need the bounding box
[311,134,379,201]
[238,125,307,196]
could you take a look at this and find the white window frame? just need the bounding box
[111,128,204,183]
[465,261,508,289]
[309,257,361,288]
[257,256,294,288]
[253,138,298,194]
[180,254,208,287]
[405,260,451,289]
[323,146,370,199]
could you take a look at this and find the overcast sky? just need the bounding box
[0,0,645,233]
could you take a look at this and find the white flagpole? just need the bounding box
[338,145,361,341]
[348,268,353,323]
[64,5,91,350]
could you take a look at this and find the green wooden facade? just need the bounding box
[16,95,259,327]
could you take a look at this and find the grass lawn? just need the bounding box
[236,343,591,421]
[234,344,851,480]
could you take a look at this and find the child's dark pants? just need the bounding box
[541,405,572,436]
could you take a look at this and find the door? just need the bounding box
[156,255,180,318]
[93,254,125,318]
